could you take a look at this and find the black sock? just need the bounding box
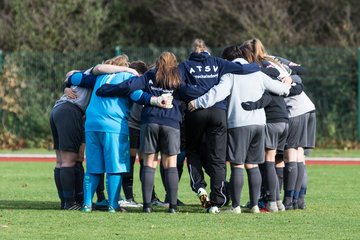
[140,160,157,200]
[284,162,298,204]
[177,164,184,181]
[299,166,308,200]
[259,163,268,201]
[230,167,244,208]
[60,167,76,205]
[54,168,64,209]
[165,167,179,209]
[265,162,277,201]
[294,162,305,201]
[160,162,167,192]
[141,166,156,208]
[275,167,284,193]
[96,173,106,202]
[122,155,136,200]
[246,167,262,208]
[74,162,84,205]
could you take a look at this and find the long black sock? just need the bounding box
[284,162,297,205]
[265,162,277,202]
[74,162,84,205]
[96,173,105,202]
[230,167,244,208]
[122,155,136,200]
[60,167,76,206]
[299,166,308,206]
[141,166,156,208]
[294,162,305,202]
[177,164,184,181]
[165,167,179,209]
[140,160,156,200]
[54,168,64,209]
[160,162,167,191]
[246,167,262,208]
[259,163,268,200]
[275,167,284,193]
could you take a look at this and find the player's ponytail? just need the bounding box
[155,52,180,89]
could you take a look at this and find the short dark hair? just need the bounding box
[221,46,243,61]
[129,61,148,74]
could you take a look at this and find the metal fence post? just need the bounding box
[358,48,360,141]
[115,46,122,56]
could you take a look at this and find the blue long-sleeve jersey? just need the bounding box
[178,52,260,110]
[96,68,184,129]
[68,70,151,134]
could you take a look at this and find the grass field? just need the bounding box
[0,162,359,239]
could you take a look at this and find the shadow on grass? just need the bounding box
[0,200,60,210]
[0,201,209,213]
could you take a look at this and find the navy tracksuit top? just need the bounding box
[178,52,260,110]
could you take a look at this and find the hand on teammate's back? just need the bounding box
[241,101,257,111]
[150,93,174,109]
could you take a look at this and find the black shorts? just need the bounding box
[139,123,180,155]
[50,102,84,153]
[227,125,265,165]
[129,127,140,149]
[286,111,316,149]
[265,122,288,151]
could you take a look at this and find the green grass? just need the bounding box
[0,163,359,239]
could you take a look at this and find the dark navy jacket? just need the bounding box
[260,59,305,123]
[178,52,260,110]
[96,68,183,129]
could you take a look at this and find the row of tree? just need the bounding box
[1,0,359,52]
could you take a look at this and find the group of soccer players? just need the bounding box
[50,38,315,214]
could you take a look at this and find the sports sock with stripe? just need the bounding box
[106,173,122,209]
[83,172,100,207]
[60,167,76,206]
[284,162,297,205]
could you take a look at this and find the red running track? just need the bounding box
[0,154,360,165]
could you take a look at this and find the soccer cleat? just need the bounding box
[64,202,82,211]
[292,200,299,210]
[108,206,127,213]
[276,200,286,212]
[266,201,279,212]
[197,188,211,208]
[151,197,169,208]
[226,206,241,214]
[94,199,109,211]
[240,201,251,209]
[207,206,220,214]
[297,198,306,209]
[143,207,152,213]
[81,205,92,213]
[242,205,260,213]
[283,201,294,211]
[168,208,177,214]
[118,199,143,208]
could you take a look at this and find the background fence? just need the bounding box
[0,47,358,149]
